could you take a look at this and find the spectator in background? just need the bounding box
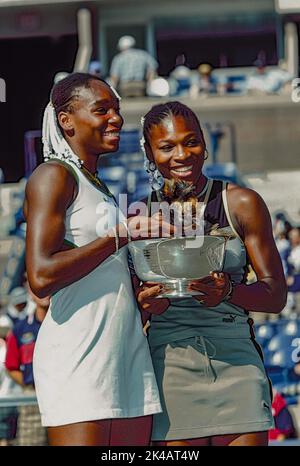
[189,63,217,98]
[89,60,102,78]
[5,287,28,327]
[53,71,69,84]
[273,213,292,277]
[168,54,193,97]
[0,316,20,446]
[286,227,300,315]
[287,227,300,274]
[246,56,293,95]
[109,35,158,97]
[169,65,193,97]
[269,390,297,441]
[5,291,49,446]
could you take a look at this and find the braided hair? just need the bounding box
[142,101,206,151]
[42,73,120,166]
[51,72,110,118]
[141,101,207,191]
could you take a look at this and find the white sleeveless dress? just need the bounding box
[33,162,161,427]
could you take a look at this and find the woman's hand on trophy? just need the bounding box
[136,282,170,315]
[127,212,177,239]
[189,272,232,307]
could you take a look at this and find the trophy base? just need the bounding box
[155,281,204,299]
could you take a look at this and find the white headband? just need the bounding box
[140,116,164,191]
[42,101,83,168]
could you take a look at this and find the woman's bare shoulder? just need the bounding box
[227,183,266,211]
[26,161,77,193]
[25,161,78,211]
[226,182,271,231]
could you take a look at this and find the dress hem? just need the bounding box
[40,403,162,427]
[152,419,274,441]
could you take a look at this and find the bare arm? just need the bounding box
[227,185,287,313]
[24,163,127,298]
[190,185,287,313]
[6,370,23,386]
[131,273,170,321]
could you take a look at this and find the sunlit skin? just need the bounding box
[146,115,207,190]
[23,79,155,446]
[58,80,123,173]
[135,112,287,447]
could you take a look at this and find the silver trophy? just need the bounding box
[128,235,227,298]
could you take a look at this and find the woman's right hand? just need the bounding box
[127,212,177,239]
[136,282,170,315]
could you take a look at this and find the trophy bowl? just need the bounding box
[128,235,227,298]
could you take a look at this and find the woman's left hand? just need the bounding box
[136,282,170,315]
[189,272,231,307]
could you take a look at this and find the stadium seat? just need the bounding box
[280,320,300,337]
[256,322,277,340]
[266,365,286,385]
[98,166,127,197]
[270,349,295,369]
[203,163,248,188]
[116,128,141,155]
[226,75,247,94]
[254,321,277,349]
[267,334,295,353]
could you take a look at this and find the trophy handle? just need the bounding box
[155,238,173,279]
[220,236,228,272]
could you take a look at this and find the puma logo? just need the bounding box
[222,315,237,323]
[263,402,270,410]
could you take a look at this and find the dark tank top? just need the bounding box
[147,179,253,346]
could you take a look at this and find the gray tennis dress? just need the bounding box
[147,179,274,441]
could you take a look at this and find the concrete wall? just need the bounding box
[0,4,78,38]
[99,0,274,23]
[120,94,300,174]
[98,0,276,73]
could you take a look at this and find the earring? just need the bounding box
[144,157,164,191]
[204,149,209,160]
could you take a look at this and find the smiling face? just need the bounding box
[58,79,123,157]
[146,114,206,186]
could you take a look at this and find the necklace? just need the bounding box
[80,164,114,198]
[157,177,209,203]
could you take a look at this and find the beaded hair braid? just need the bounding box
[143,101,206,150]
[51,73,111,117]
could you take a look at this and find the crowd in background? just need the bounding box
[0,207,300,444]
[0,33,298,444]
[0,281,48,446]
[273,213,300,319]
[91,35,295,99]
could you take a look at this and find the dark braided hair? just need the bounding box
[51,72,111,117]
[142,101,206,151]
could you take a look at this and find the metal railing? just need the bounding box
[0,393,47,446]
